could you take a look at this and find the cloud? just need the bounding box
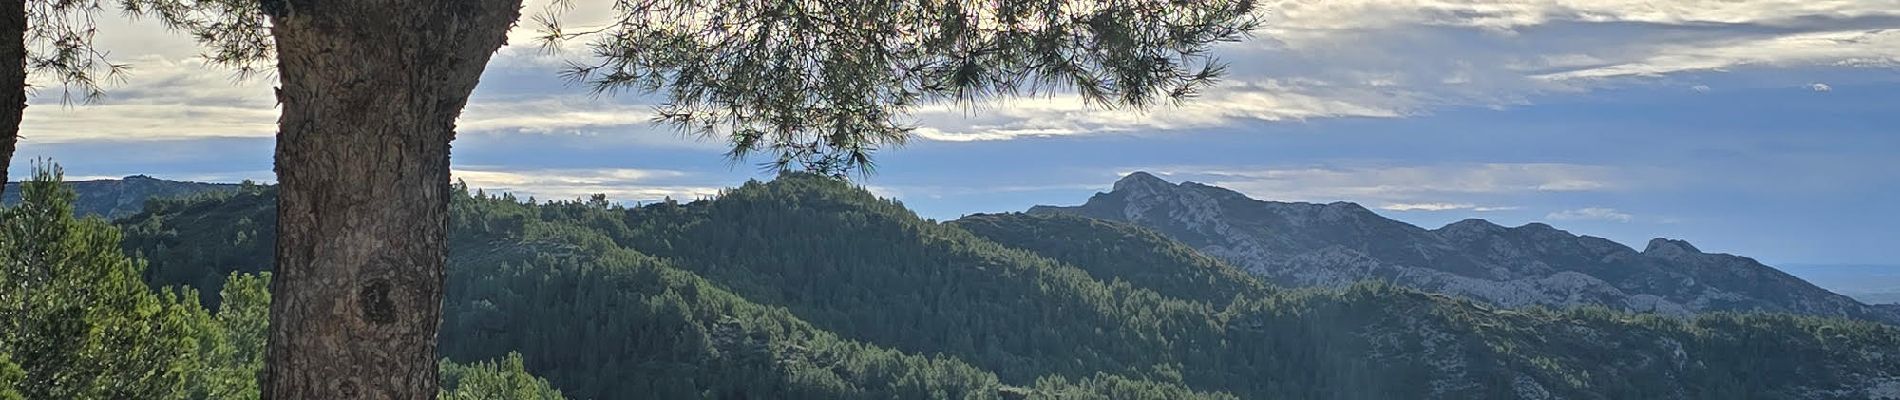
[1145,163,1627,203]
[33,0,1900,145]
[1545,207,1635,222]
[908,81,1406,142]
[1381,202,1477,211]
[20,54,278,143]
[1690,85,1712,93]
[1380,202,1524,212]
[451,167,721,204]
[1812,83,1834,92]
[17,54,707,147]
[903,1,1900,140]
[1535,179,1610,191]
[1261,0,1900,35]
[1534,30,1900,81]
[459,99,654,133]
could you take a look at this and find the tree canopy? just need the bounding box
[117,173,1900,399]
[0,165,574,399]
[135,0,1260,176]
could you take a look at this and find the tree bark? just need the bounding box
[262,0,519,398]
[0,0,27,200]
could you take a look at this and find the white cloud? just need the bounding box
[1262,0,1900,34]
[1381,202,1478,211]
[1535,179,1609,191]
[452,167,720,204]
[17,54,706,147]
[459,99,655,133]
[1141,163,1630,204]
[1185,162,1618,198]
[909,80,1406,142]
[26,0,1900,145]
[1534,30,1900,81]
[1545,207,1635,222]
[20,54,277,143]
[907,0,1900,140]
[1812,83,1834,92]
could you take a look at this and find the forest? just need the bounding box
[0,170,562,399]
[9,169,1888,399]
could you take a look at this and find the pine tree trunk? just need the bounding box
[0,0,27,200]
[262,1,519,398]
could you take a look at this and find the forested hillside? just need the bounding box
[117,180,1227,399]
[2,175,238,219]
[120,173,1900,399]
[949,212,1271,306]
[0,170,562,399]
[1032,172,1900,324]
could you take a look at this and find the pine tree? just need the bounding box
[0,162,198,399]
[131,1,1263,397]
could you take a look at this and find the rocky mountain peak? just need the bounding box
[1031,174,1900,325]
[1643,238,1702,257]
[1443,218,1503,230]
[1112,171,1175,194]
[1515,222,1560,232]
[1436,219,1507,239]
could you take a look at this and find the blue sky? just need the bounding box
[13,0,1900,265]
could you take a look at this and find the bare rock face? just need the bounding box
[1031,172,1900,324]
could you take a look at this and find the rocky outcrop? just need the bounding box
[1031,172,1900,324]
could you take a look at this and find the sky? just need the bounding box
[13,0,1900,266]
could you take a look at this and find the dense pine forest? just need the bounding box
[81,172,1900,399]
[0,171,562,399]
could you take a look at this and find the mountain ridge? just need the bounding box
[110,173,1900,399]
[3,175,240,219]
[1029,171,1900,324]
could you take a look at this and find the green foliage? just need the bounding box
[1026,373,1238,400]
[0,353,22,400]
[951,212,1272,306]
[120,0,275,78]
[176,272,270,399]
[24,0,133,101]
[117,185,275,307]
[122,173,1900,400]
[136,0,1261,176]
[116,178,1222,399]
[3,167,581,400]
[0,176,239,220]
[536,0,1261,175]
[601,174,1900,399]
[439,353,566,400]
[180,271,575,400]
[438,186,1214,399]
[612,175,1222,384]
[0,164,199,399]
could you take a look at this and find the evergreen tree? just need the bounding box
[438,353,565,400]
[0,163,199,399]
[131,0,1263,395]
[117,174,1900,399]
[177,272,271,399]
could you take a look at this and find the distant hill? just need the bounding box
[116,181,1225,399]
[1029,172,1900,325]
[119,173,1900,399]
[3,175,240,219]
